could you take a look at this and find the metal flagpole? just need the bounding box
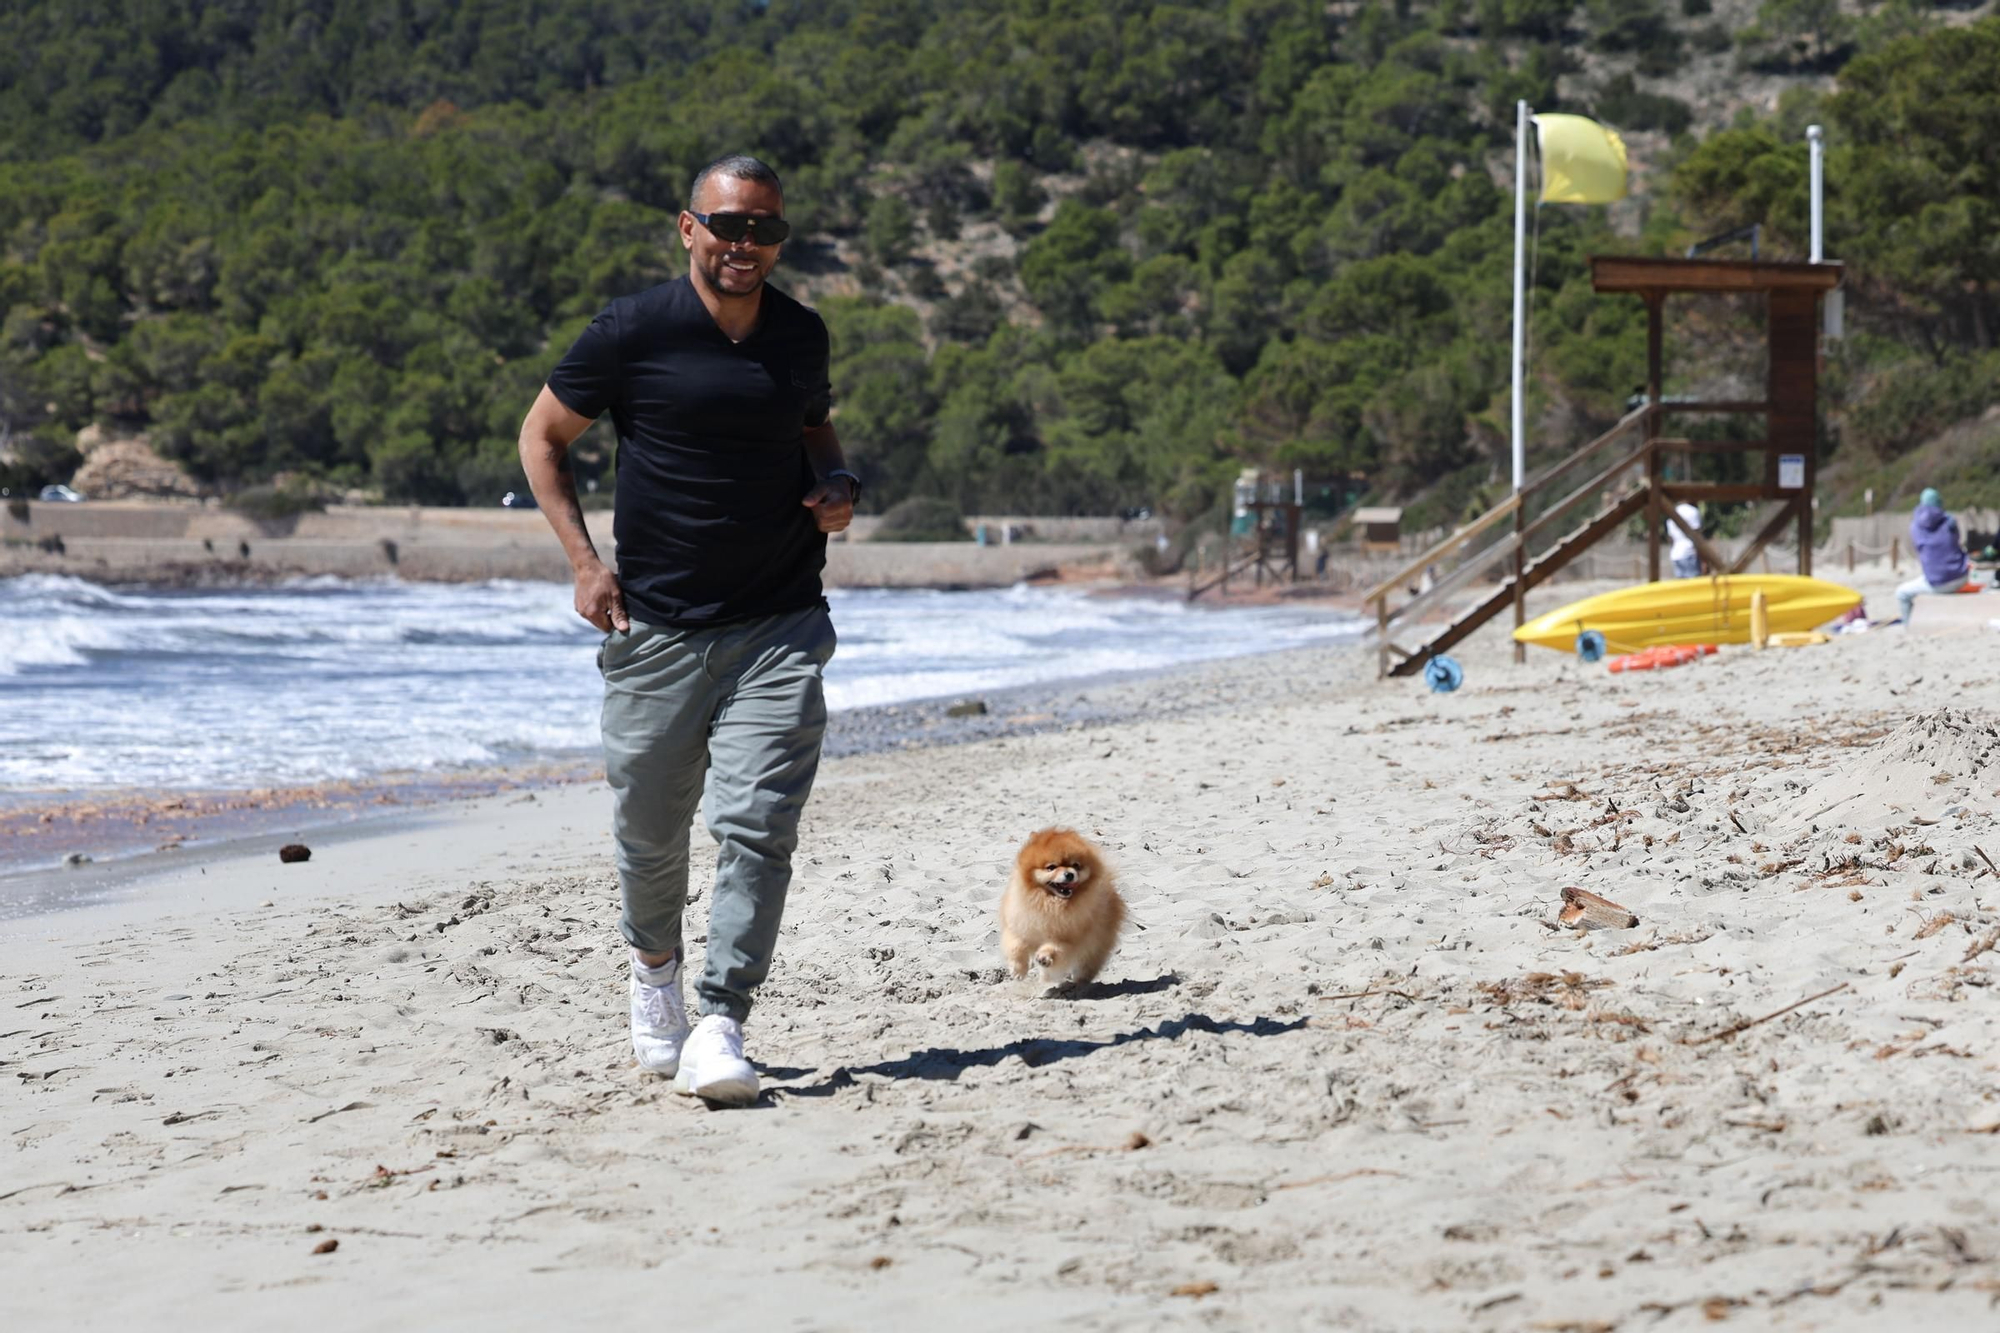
[1511,100,1529,493]
[1809,123,1842,337]
[1808,124,1823,262]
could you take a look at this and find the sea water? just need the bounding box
[0,574,1364,794]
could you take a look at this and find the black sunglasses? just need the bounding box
[690,211,791,246]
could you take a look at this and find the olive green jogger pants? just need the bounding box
[598,603,835,1021]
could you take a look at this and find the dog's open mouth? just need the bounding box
[1045,883,1075,899]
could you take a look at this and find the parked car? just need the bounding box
[38,484,85,502]
[500,490,537,509]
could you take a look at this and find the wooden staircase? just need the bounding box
[1366,409,1659,678]
[1380,490,1650,677]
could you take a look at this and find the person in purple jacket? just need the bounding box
[1895,487,1971,622]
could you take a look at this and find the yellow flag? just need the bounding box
[1534,114,1628,204]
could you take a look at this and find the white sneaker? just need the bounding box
[629,957,690,1076]
[673,1014,759,1105]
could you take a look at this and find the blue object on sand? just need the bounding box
[1576,629,1607,663]
[1424,655,1464,693]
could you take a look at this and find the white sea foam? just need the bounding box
[0,575,1363,790]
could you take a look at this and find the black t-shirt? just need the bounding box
[546,276,834,627]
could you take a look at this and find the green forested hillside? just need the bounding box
[0,1,1994,525]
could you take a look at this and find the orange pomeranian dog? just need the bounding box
[1000,827,1126,986]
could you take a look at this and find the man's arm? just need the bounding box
[800,421,855,535]
[518,385,627,631]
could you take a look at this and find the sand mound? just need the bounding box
[1872,708,2000,775]
[1783,708,1999,827]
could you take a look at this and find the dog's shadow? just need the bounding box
[732,975,1179,1109]
[768,1007,1306,1101]
[1048,971,1181,1001]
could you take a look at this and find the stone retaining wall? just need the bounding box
[0,499,1137,588]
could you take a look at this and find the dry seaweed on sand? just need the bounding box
[1479,971,1613,1010]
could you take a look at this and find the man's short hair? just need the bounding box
[689,154,783,211]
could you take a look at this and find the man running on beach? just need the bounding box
[516,153,857,1105]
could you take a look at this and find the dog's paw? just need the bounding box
[1033,945,1061,970]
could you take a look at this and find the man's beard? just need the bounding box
[699,254,767,297]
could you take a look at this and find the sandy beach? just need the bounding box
[6,565,1999,1330]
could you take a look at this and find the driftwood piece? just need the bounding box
[1685,982,1852,1046]
[1558,886,1639,930]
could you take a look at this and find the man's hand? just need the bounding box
[803,475,855,534]
[574,559,629,633]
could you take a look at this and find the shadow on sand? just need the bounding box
[1066,972,1182,1000]
[767,1010,1308,1101]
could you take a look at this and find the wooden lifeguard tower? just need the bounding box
[1366,255,1844,678]
[1187,469,1311,599]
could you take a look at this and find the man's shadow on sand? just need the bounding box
[762,982,1307,1100]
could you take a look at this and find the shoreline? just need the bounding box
[0,764,601,912]
[4,560,1971,905]
[1,567,1370,894]
[0,633,1363,918]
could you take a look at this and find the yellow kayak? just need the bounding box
[1514,575,1862,654]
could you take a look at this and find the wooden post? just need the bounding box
[1511,503,1526,663]
[1644,294,1664,583]
[1646,442,1663,583]
[1768,287,1818,577]
[1891,536,1899,572]
[1846,540,1854,572]
[1376,598,1389,679]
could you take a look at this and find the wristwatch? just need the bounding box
[825,468,862,503]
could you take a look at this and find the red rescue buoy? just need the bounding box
[1607,644,1716,674]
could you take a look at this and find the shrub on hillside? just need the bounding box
[0,431,81,497]
[227,480,325,522]
[870,496,970,542]
[1845,351,2000,460]
[1592,74,1693,134]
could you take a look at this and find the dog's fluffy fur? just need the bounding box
[1000,827,1125,986]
